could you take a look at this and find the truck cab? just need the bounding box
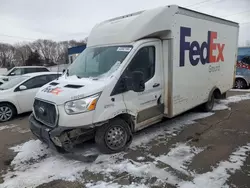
[29,5,238,154]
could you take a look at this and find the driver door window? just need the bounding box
[126,46,155,82]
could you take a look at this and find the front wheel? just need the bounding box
[95,118,132,154]
[0,103,16,122]
[235,78,247,89]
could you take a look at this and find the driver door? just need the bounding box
[122,41,164,130]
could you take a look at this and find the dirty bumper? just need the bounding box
[29,114,99,162]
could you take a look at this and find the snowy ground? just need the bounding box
[230,89,250,92]
[1,93,250,188]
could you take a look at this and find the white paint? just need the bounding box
[156,143,203,175]
[179,143,250,188]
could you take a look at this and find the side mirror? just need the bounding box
[62,69,66,73]
[132,71,145,92]
[10,72,16,76]
[19,85,27,91]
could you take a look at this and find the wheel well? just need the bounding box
[235,77,247,85]
[0,102,17,114]
[213,88,222,99]
[115,113,135,132]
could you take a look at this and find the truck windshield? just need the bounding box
[68,46,132,78]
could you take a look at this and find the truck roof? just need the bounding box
[87,5,239,47]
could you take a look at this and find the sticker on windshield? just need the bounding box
[117,47,132,52]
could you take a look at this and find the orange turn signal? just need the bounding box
[88,98,98,111]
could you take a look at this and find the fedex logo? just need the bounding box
[179,27,225,67]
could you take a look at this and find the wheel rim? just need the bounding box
[235,80,244,89]
[0,106,12,121]
[105,125,128,151]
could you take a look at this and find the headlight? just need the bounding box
[64,93,100,114]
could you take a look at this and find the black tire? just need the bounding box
[95,118,132,154]
[235,78,247,89]
[202,93,215,112]
[0,103,16,122]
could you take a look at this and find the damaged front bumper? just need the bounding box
[29,114,95,153]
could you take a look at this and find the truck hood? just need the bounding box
[35,75,108,105]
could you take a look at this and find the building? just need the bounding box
[68,45,86,64]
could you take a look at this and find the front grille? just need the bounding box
[34,99,57,127]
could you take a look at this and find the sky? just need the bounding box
[0,0,249,46]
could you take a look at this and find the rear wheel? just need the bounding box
[202,93,215,112]
[235,78,247,89]
[95,118,132,154]
[0,103,16,122]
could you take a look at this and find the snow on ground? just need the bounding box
[2,93,250,188]
[1,139,180,188]
[136,157,145,161]
[0,124,30,133]
[1,111,212,188]
[130,112,214,148]
[155,143,203,175]
[230,89,250,92]
[213,93,250,111]
[0,124,18,131]
[86,181,148,188]
[179,143,250,188]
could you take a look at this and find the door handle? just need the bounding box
[153,83,160,88]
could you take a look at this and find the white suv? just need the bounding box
[0,66,50,85]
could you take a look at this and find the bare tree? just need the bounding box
[14,43,32,66]
[0,43,16,68]
[0,38,86,67]
[30,39,57,64]
[54,41,69,64]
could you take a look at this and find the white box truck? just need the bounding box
[29,5,239,154]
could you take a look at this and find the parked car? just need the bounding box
[0,72,61,122]
[235,55,250,89]
[0,66,50,85]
